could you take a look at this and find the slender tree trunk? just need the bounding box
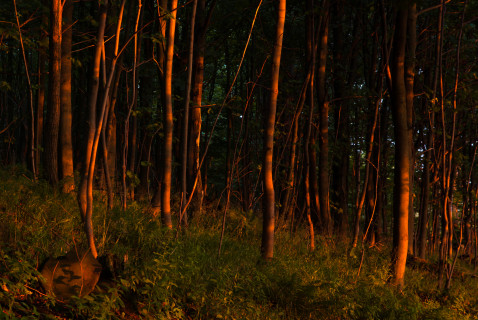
[85,0,125,258]
[390,5,409,289]
[282,71,310,220]
[309,131,320,224]
[420,0,443,260]
[161,0,178,229]
[35,0,48,175]
[405,3,417,255]
[365,133,380,245]
[418,116,432,259]
[437,0,450,289]
[262,0,285,260]
[317,5,331,236]
[225,40,232,194]
[331,0,350,238]
[351,88,381,248]
[150,0,167,218]
[13,0,36,179]
[60,0,74,193]
[304,101,316,251]
[446,6,467,287]
[78,1,108,220]
[44,0,62,185]
[179,0,197,228]
[188,0,207,217]
[106,69,121,186]
[123,3,142,207]
[302,0,316,250]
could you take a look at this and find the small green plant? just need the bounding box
[0,247,44,318]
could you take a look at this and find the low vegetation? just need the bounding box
[1,167,477,319]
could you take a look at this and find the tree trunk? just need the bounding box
[44,0,62,185]
[418,116,432,259]
[302,0,316,250]
[123,3,143,207]
[60,0,74,193]
[390,5,409,289]
[405,3,417,255]
[161,0,178,229]
[35,0,48,175]
[331,0,350,238]
[150,0,167,218]
[262,0,285,260]
[78,1,108,217]
[225,40,232,194]
[282,71,311,220]
[317,7,331,235]
[188,0,207,218]
[179,0,197,227]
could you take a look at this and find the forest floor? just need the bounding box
[0,166,477,319]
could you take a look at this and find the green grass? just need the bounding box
[0,166,477,319]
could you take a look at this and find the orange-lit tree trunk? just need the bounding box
[188,0,208,217]
[436,0,451,289]
[85,0,125,258]
[77,0,113,259]
[60,0,74,193]
[35,0,48,175]
[304,106,316,251]
[78,1,108,220]
[304,0,323,234]
[44,0,62,185]
[405,3,416,255]
[303,0,316,250]
[262,0,286,260]
[390,5,409,289]
[161,0,178,229]
[150,0,168,218]
[317,3,331,236]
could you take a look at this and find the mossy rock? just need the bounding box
[41,248,102,301]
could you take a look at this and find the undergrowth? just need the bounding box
[0,166,477,319]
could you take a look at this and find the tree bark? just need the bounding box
[179,0,197,228]
[317,5,331,236]
[78,1,108,219]
[262,0,286,260]
[390,5,409,289]
[405,2,417,255]
[161,0,178,229]
[188,0,208,217]
[150,0,167,218]
[60,0,75,193]
[76,0,116,260]
[35,0,48,176]
[331,0,350,238]
[282,71,311,221]
[44,0,62,185]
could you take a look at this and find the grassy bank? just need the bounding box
[0,166,477,319]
